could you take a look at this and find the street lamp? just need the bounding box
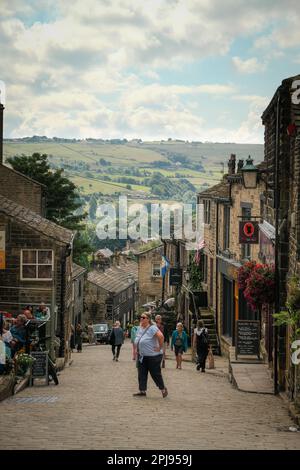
[242,156,259,189]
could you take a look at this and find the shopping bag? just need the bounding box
[207,348,215,369]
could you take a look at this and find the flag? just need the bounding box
[161,255,170,278]
[194,237,205,265]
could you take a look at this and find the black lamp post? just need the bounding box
[241,156,259,189]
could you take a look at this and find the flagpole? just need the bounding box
[161,240,166,303]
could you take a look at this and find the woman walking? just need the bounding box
[193,320,209,372]
[76,323,83,353]
[109,321,124,361]
[171,322,188,369]
[133,312,168,398]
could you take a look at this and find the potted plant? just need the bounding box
[15,353,35,377]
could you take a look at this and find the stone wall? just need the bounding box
[137,246,163,307]
[0,165,44,215]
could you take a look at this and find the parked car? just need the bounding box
[93,323,110,344]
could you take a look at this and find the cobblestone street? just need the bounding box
[0,340,299,450]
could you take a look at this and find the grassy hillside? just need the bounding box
[3,140,264,197]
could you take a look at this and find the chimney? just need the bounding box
[227,154,236,175]
[237,159,244,173]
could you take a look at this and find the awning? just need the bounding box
[259,220,275,242]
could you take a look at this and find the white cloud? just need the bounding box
[232,56,266,74]
[1,0,300,141]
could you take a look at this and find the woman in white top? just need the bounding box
[133,312,168,398]
[193,319,209,372]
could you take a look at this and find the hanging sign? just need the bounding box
[239,221,259,244]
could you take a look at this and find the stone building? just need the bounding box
[0,194,74,361]
[0,163,46,216]
[198,154,265,356]
[261,74,300,405]
[85,257,138,326]
[72,263,87,327]
[135,243,163,308]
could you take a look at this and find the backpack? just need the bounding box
[197,328,208,347]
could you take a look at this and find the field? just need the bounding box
[3,140,264,196]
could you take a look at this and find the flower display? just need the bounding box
[237,261,257,291]
[238,262,275,311]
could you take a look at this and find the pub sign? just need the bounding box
[239,220,259,244]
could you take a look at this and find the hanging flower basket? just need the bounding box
[238,261,257,291]
[243,263,275,311]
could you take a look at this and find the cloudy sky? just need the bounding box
[1,0,300,142]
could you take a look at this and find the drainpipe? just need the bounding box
[274,90,281,395]
[59,241,73,357]
[161,239,167,302]
[215,201,220,354]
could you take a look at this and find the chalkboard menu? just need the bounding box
[236,320,260,359]
[30,351,49,385]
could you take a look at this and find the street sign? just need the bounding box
[239,221,259,244]
[236,320,260,359]
[169,268,182,286]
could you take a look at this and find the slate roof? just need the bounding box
[72,263,87,279]
[95,248,113,258]
[0,194,74,245]
[87,260,138,294]
[198,180,229,200]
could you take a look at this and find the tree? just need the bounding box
[7,153,92,266]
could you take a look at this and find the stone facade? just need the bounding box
[198,158,265,356]
[0,164,45,216]
[85,259,137,326]
[261,74,300,405]
[136,245,163,308]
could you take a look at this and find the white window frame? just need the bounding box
[152,263,161,277]
[20,249,54,281]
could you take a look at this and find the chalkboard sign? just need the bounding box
[236,320,260,359]
[30,351,49,385]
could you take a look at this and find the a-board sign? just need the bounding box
[30,351,49,385]
[236,320,260,359]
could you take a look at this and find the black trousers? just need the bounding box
[138,354,165,391]
[112,344,121,358]
[197,347,208,370]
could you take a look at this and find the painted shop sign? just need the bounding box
[169,268,182,286]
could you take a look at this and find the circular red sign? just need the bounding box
[243,222,254,238]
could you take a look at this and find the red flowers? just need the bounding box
[238,262,275,311]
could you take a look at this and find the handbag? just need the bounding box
[135,325,150,368]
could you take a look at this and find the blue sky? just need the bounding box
[1,0,300,143]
